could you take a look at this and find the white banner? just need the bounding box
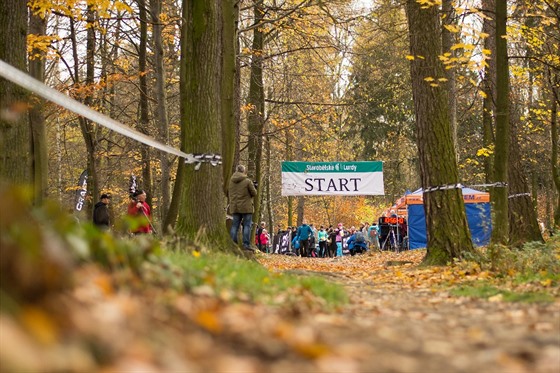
[281,161,384,196]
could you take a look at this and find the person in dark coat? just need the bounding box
[228,165,257,251]
[93,194,111,230]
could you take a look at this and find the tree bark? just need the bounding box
[551,85,560,229]
[0,0,32,185]
[137,0,153,209]
[481,0,496,184]
[442,0,458,159]
[28,7,48,204]
[151,0,172,222]
[507,115,543,245]
[406,0,473,265]
[221,0,239,195]
[491,0,510,245]
[247,2,266,235]
[177,0,231,249]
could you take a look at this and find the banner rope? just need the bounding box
[508,192,531,199]
[422,182,508,193]
[0,59,221,169]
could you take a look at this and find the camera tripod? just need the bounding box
[381,225,401,253]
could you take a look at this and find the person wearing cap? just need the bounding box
[93,193,111,230]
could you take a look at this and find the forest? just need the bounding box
[0,0,557,245]
[0,0,559,371]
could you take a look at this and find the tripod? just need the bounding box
[382,225,400,252]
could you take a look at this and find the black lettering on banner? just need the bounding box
[304,178,313,191]
[303,177,363,192]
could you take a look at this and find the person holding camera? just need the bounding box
[127,189,153,234]
[228,165,257,251]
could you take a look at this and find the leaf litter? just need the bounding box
[1,249,559,373]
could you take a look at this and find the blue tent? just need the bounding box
[401,187,492,249]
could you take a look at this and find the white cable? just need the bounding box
[0,59,191,159]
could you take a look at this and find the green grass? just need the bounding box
[163,251,348,309]
[451,284,555,303]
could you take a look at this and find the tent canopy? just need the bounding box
[396,185,490,208]
[390,186,492,249]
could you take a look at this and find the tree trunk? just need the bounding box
[551,86,560,229]
[406,0,473,265]
[177,0,231,249]
[137,0,153,209]
[151,0,172,222]
[247,3,266,235]
[507,115,543,245]
[0,0,32,185]
[28,7,48,204]
[71,8,99,217]
[221,0,239,195]
[481,0,496,184]
[491,0,510,245]
[442,0,458,159]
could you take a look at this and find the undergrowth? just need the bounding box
[451,236,560,303]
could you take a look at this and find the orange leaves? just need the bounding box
[194,310,223,334]
[19,307,59,345]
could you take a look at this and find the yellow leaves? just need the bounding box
[293,342,331,358]
[194,310,222,334]
[478,90,487,99]
[94,274,114,296]
[192,250,201,258]
[450,42,466,51]
[443,25,460,33]
[540,279,552,287]
[417,0,442,9]
[406,55,425,61]
[476,147,494,157]
[20,307,58,345]
[27,34,61,60]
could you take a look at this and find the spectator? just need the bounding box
[93,193,111,230]
[228,165,257,251]
[127,190,153,234]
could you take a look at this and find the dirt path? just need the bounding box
[252,253,560,373]
[2,252,559,373]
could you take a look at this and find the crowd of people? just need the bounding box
[258,220,384,257]
[91,165,407,254]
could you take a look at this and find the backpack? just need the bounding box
[355,231,365,243]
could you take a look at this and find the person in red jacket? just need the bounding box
[127,190,153,234]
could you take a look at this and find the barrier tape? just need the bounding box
[0,59,221,168]
[423,183,463,193]
[423,181,508,193]
[508,192,531,199]
[467,182,508,188]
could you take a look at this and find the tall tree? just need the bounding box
[480,0,496,185]
[491,0,510,245]
[137,0,153,208]
[177,0,231,249]
[0,0,32,185]
[406,0,473,264]
[150,0,172,221]
[441,0,458,159]
[221,0,239,195]
[246,2,265,228]
[28,4,49,203]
